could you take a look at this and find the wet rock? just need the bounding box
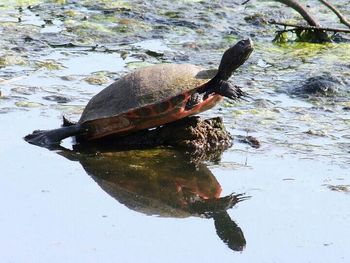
[332,33,350,43]
[11,46,27,53]
[169,53,190,62]
[236,135,261,148]
[43,95,71,104]
[76,116,233,157]
[60,75,77,81]
[169,117,233,152]
[145,50,164,58]
[305,129,327,137]
[291,74,343,97]
[11,86,39,95]
[244,13,267,26]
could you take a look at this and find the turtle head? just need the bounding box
[216,38,253,81]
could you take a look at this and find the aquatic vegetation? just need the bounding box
[34,59,64,70]
[0,54,27,68]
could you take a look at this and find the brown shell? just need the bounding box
[79,64,216,123]
[77,64,220,140]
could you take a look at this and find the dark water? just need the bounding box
[1,1,350,262]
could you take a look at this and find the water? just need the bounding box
[1,1,350,262]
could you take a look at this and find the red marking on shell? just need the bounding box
[84,92,221,140]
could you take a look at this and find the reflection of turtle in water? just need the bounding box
[59,147,249,252]
[25,39,253,148]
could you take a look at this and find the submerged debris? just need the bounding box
[236,135,261,149]
[305,129,328,137]
[327,184,350,193]
[42,95,71,103]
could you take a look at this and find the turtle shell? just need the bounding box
[79,64,222,140]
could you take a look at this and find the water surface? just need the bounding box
[1,1,350,262]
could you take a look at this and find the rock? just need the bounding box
[291,74,343,97]
[75,116,233,160]
[332,33,350,43]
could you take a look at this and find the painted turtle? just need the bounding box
[25,39,253,147]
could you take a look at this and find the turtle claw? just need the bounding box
[236,89,252,102]
[189,192,250,216]
[219,193,251,210]
[218,82,247,101]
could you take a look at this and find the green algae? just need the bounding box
[126,61,156,70]
[83,72,110,85]
[0,55,27,68]
[35,59,64,70]
[81,0,131,10]
[15,100,43,108]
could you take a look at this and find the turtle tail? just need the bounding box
[24,124,85,148]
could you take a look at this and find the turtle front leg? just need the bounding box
[218,81,246,100]
[205,80,246,101]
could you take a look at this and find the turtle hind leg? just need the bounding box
[185,92,203,110]
[24,124,85,148]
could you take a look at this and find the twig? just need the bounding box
[269,20,350,33]
[318,0,350,29]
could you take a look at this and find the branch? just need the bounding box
[242,0,321,26]
[241,0,251,4]
[318,0,350,29]
[274,0,321,27]
[269,20,350,33]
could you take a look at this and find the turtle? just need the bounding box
[25,38,253,147]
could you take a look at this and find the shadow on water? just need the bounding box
[55,144,249,252]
